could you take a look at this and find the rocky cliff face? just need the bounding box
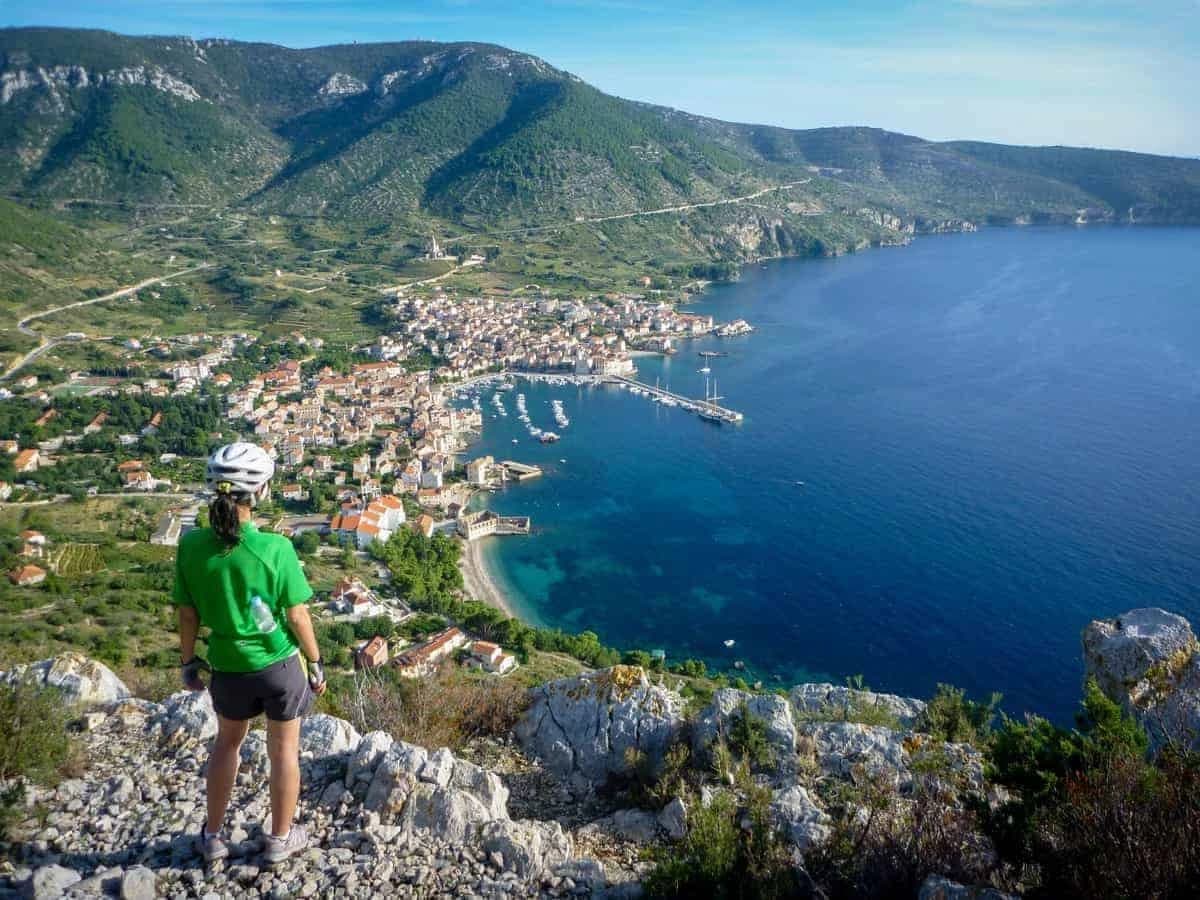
[1084,607,1200,751]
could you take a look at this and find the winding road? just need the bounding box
[4,263,212,380]
[475,179,813,239]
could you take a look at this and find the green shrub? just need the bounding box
[0,682,79,841]
[978,678,1200,897]
[644,781,796,900]
[917,684,1002,746]
[727,701,773,769]
[621,741,692,810]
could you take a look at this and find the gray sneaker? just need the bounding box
[198,825,229,863]
[263,824,308,865]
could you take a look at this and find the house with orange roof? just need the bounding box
[20,530,46,558]
[84,411,108,434]
[355,635,390,670]
[280,484,309,502]
[465,640,517,675]
[392,627,467,678]
[13,449,39,473]
[8,564,46,586]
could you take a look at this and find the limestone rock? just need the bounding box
[1084,608,1200,750]
[790,682,926,729]
[240,730,268,773]
[363,745,419,818]
[693,689,796,770]
[346,730,394,786]
[769,785,831,850]
[300,714,360,758]
[119,866,156,900]
[804,721,911,787]
[657,796,687,840]
[607,808,660,843]
[21,865,81,900]
[552,858,607,894]
[399,782,494,844]
[149,690,216,746]
[515,666,686,794]
[449,758,509,821]
[479,819,573,878]
[918,874,1018,900]
[2,653,130,707]
[420,747,455,788]
[318,72,367,97]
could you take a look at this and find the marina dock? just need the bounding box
[606,375,745,423]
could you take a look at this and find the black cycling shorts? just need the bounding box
[210,653,313,722]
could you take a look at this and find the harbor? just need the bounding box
[451,367,745,425]
[604,374,744,424]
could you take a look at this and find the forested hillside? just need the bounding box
[3,26,1200,231]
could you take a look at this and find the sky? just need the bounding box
[3,1,1198,157]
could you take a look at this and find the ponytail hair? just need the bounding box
[209,481,249,547]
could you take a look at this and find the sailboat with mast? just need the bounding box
[698,357,724,423]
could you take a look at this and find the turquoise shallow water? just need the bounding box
[463,226,1200,721]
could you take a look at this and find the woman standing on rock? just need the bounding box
[173,442,327,865]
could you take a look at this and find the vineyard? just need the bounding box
[52,543,104,577]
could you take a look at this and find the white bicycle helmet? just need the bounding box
[206,442,275,499]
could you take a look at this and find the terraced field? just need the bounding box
[52,543,104,577]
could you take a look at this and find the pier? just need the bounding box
[606,375,745,424]
[498,460,543,481]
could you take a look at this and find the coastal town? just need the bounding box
[0,276,753,682]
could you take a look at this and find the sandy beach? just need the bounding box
[459,537,518,619]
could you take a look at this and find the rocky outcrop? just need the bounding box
[914,218,978,234]
[692,688,796,772]
[1084,607,1200,750]
[858,207,916,234]
[515,665,686,794]
[4,681,606,898]
[0,652,130,706]
[148,690,217,746]
[803,722,985,794]
[0,65,200,104]
[300,713,361,757]
[790,682,927,729]
[2,654,1021,895]
[769,785,831,850]
[318,72,367,97]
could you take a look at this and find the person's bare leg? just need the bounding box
[207,715,249,834]
[266,717,301,837]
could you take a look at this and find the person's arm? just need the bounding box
[179,605,200,662]
[173,544,207,691]
[285,603,320,663]
[178,606,209,691]
[285,604,326,695]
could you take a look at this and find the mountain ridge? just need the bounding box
[4,25,1200,235]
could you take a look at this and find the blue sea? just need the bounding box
[463,226,1200,721]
